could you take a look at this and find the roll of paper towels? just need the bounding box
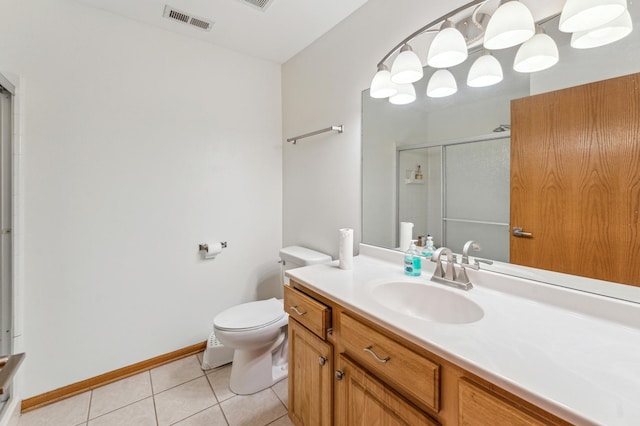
[400,222,414,251]
[339,228,354,270]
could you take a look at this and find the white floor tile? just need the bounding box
[220,388,287,426]
[270,379,288,408]
[154,377,217,426]
[18,392,91,426]
[267,415,294,426]
[172,405,228,426]
[206,365,236,402]
[150,355,204,394]
[87,397,156,426]
[89,372,152,419]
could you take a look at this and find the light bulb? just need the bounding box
[467,53,503,87]
[427,70,457,98]
[369,64,398,98]
[559,0,627,33]
[483,1,535,50]
[390,45,424,84]
[514,32,559,73]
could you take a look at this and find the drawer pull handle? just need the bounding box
[290,306,307,316]
[318,356,327,366]
[335,370,345,381]
[364,346,390,363]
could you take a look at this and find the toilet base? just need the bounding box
[228,331,288,395]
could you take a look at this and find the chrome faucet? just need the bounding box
[430,241,494,291]
[461,240,494,270]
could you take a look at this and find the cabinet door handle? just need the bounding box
[364,346,390,363]
[290,306,307,316]
[335,370,345,381]
[318,356,328,366]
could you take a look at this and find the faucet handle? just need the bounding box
[474,258,493,267]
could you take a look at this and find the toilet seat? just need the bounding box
[214,298,285,332]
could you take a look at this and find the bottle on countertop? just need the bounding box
[417,235,424,247]
[404,240,422,276]
[422,234,435,258]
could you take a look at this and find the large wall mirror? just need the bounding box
[362,4,640,303]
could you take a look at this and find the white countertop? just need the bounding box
[285,245,640,426]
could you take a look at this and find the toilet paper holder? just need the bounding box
[199,242,228,259]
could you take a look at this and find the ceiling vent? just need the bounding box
[163,5,214,31]
[237,0,275,12]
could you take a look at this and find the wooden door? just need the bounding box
[334,354,438,426]
[288,319,333,426]
[510,73,640,286]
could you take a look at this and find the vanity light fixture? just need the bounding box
[389,83,417,105]
[467,52,503,87]
[427,69,458,98]
[370,64,398,98]
[559,0,627,33]
[390,44,424,84]
[427,21,468,68]
[513,28,559,73]
[571,10,633,48]
[368,0,634,105]
[483,0,535,50]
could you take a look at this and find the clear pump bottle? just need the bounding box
[404,240,422,276]
[422,234,435,258]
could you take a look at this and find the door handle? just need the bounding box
[512,227,533,238]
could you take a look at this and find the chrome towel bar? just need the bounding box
[287,125,343,144]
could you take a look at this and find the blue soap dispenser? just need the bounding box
[404,240,422,276]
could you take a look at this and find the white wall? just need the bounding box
[282,0,471,258]
[0,0,282,397]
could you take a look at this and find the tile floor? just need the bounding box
[18,353,293,426]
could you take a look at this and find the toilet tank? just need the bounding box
[279,246,332,284]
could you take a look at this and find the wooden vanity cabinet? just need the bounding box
[284,285,333,426]
[286,281,570,426]
[334,354,438,426]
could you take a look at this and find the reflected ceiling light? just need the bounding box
[513,29,559,73]
[559,0,627,33]
[571,10,633,48]
[483,0,535,50]
[467,52,503,87]
[427,21,468,68]
[369,64,398,99]
[390,44,423,84]
[389,83,417,105]
[426,69,457,98]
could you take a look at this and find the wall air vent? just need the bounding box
[237,0,275,12]
[163,5,214,31]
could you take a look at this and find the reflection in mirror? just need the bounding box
[362,7,640,303]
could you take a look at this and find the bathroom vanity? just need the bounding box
[283,245,640,425]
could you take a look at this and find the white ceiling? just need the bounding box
[74,0,370,64]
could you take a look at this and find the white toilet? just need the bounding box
[213,246,332,395]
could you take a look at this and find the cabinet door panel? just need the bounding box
[334,355,438,426]
[288,319,333,426]
[459,379,547,426]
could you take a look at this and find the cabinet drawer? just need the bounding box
[339,311,440,413]
[284,285,331,339]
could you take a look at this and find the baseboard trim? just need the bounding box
[21,341,206,413]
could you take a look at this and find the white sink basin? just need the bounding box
[371,281,484,324]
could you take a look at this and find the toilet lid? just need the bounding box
[214,298,285,331]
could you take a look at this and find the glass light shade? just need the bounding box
[513,33,559,73]
[426,69,457,98]
[467,54,503,87]
[389,83,416,105]
[369,65,398,98]
[571,10,633,48]
[483,1,535,50]
[390,45,424,84]
[559,0,627,33]
[427,27,468,68]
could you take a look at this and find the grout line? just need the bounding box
[86,390,93,423]
[149,371,160,426]
[266,414,291,425]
